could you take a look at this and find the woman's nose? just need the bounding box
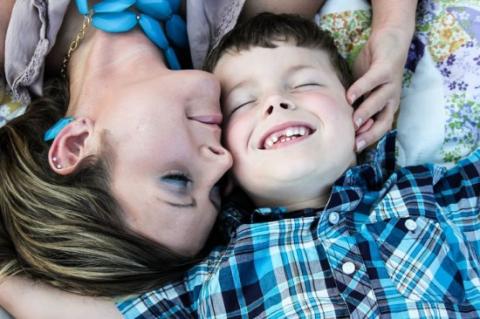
[200,144,233,173]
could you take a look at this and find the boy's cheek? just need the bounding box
[224,117,250,150]
[302,92,347,110]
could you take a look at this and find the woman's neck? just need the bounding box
[66,28,168,116]
[49,1,170,117]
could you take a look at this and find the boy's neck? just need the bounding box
[280,194,330,212]
[252,188,331,212]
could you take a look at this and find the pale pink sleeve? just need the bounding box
[4,0,69,106]
[186,0,246,69]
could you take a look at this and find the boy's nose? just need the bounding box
[265,102,295,115]
[263,96,296,116]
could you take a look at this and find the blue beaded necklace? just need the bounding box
[75,0,187,70]
[45,0,188,142]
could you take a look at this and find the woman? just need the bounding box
[0,0,235,296]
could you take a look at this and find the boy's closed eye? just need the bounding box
[224,89,257,116]
[230,99,257,115]
[293,82,322,89]
[292,82,323,91]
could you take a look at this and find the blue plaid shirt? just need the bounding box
[118,132,480,318]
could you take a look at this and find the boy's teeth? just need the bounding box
[263,125,311,149]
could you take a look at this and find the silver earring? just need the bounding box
[52,157,62,169]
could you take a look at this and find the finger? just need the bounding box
[356,118,374,134]
[347,64,389,104]
[355,103,396,152]
[353,83,398,129]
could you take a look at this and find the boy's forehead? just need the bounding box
[213,44,333,85]
[221,41,327,60]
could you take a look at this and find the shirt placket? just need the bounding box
[318,208,381,318]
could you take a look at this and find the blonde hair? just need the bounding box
[0,79,194,297]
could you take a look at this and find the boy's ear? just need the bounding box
[47,118,97,175]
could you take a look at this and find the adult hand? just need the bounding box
[347,27,410,152]
[346,0,417,152]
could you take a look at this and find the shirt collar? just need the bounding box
[334,130,398,190]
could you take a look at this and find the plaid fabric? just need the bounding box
[118,132,480,318]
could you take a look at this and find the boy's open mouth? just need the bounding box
[259,124,315,150]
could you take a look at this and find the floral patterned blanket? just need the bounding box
[0,89,23,128]
[317,0,480,167]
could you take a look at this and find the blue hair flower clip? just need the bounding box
[44,117,75,142]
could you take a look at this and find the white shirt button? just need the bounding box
[342,261,356,275]
[405,219,417,232]
[328,212,340,225]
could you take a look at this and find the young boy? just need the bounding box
[119,13,480,318]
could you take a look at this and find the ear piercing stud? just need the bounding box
[52,157,63,169]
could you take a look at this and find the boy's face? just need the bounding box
[213,43,356,209]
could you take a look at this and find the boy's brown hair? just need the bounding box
[204,12,353,88]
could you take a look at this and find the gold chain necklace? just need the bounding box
[60,13,92,79]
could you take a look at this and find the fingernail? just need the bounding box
[356,140,366,152]
[350,94,356,104]
[355,117,363,129]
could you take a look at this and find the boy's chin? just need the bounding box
[246,174,330,198]
[260,160,320,180]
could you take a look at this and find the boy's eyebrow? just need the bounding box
[223,80,252,101]
[286,64,318,74]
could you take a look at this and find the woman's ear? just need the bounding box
[47,118,97,175]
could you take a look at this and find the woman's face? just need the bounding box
[92,69,232,256]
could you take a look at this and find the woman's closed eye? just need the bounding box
[161,172,192,194]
